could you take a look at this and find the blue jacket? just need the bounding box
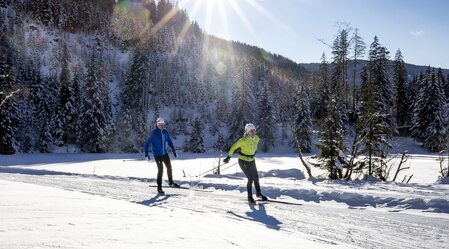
[144,128,176,157]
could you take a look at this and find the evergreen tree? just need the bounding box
[331,26,351,109]
[52,42,71,146]
[0,35,20,154]
[312,53,330,120]
[316,98,346,179]
[293,86,313,153]
[358,37,393,177]
[78,41,113,152]
[393,49,409,126]
[257,81,275,152]
[184,117,206,153]
[411,68,434,143]
[226,58,256,148]
[213,132,225,153]
[67,68,82,144]
[416,68,448,152]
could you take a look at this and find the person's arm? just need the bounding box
[165,131,177,157]
[144,131,153,159]
[223,139,242,163]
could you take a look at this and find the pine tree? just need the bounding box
[411,68,434,143]
[331,26,351,109]
[67,68,82,144]
[418,68,448,152]
[184,117,206,153]
[257,81,275,152]
[358,37,393,177]
[226,58,256,148]
[316,98,346,179]
[0,36,20,154]
[312,53,330,120]
[393,49,409,126]
[293,86,313,153]
[78,41,113,152]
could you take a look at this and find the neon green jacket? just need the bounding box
[227,135,260,162]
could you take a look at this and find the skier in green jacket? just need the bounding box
[223,123,268,203]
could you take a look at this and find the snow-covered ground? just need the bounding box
[1,152,448,249]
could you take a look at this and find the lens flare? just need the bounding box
[111,1,150,41]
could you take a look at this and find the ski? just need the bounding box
[255,198,303,206]
[148,185,213,192]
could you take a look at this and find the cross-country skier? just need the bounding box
[222,123,268,204]
[144,117,179,194]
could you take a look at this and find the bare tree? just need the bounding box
[351,28,366,111]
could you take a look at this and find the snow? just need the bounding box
[1,152,449,249]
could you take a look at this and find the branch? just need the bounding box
[0,89,21,108]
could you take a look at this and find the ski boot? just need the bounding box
[169,182,180,188]
[248,195,256,204]
[256,193,268,201]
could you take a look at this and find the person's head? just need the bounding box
[156,117,165,129]
[245,123,256,137]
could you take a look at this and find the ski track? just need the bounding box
[1,172,447,249]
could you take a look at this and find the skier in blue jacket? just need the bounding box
[144,117,179,194]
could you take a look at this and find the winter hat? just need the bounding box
[156,117,165,125]
[245,123,256,133]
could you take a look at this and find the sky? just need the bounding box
[179,0,449,68]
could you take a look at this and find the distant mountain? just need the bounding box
[299,60,449,82]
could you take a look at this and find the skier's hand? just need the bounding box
[223,156,231,164]
[173,151,177,158]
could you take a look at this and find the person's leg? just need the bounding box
[239,159,254,198]
[161,154,176,185]
[155,156,164,192]
[247,161,261,195]
[248,160,267,200]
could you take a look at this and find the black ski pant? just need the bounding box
[154,153,174,188]
[238,159,261,197]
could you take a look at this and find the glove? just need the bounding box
[146,155,151,161]
[223,156,231,164]
[173,151,177,158]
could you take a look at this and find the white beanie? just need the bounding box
[156,117,165,124]
[245,123,256,133]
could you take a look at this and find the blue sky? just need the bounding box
[180,0,449,68]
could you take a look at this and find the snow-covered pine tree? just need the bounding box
[393,49,409,127]
[78,40,113,152]
[213,132,225,153]
[67,68,82,144]
[331,26,351,109]
[36,75,59,152]
[292,85,313,153]
[411,67,434,143]
[121,41,149,147]
[312,53,330,120]
[358,37,393,178]
[316,98,347,179]
[52,42,71,146]
[420,68,448,152]
[225,58,256,148]
[0,43,19,154]
[257,81,275,152]
[184,117,206,153]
